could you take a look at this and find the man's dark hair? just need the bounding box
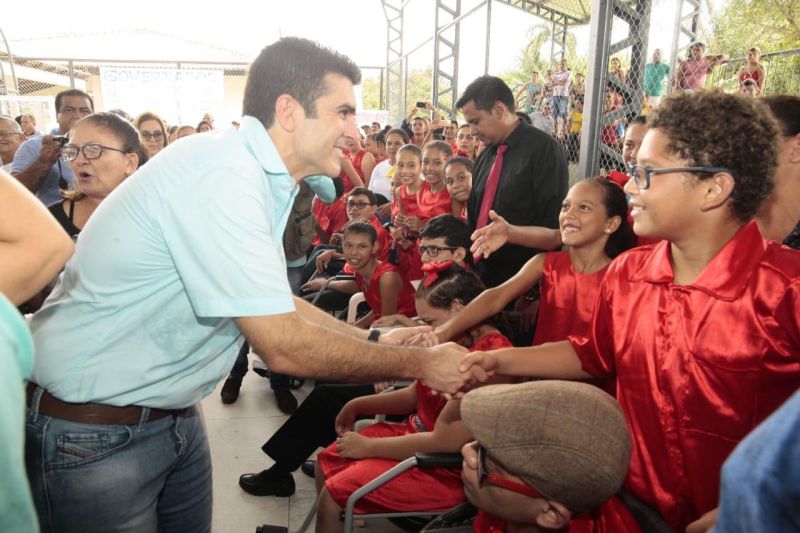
[630,115,647,126]
[420,214,472,263]
[348,187,376,205]
[649,90,778,221]
[516,111,532,125]
[108,108,133,123]
[243,37,361,129]
[372,121,381,127]
[762,95,800,137]
[456,75,515,112]
[55,89,94,113]
[343,220,377,245]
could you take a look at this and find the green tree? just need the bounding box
[708,0,800,55]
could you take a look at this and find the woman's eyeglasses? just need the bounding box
[140,131,165,141]
[61,143,129,162]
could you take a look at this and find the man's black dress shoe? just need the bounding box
[239,470,295,497]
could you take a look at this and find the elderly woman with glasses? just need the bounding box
[134,111,169,160]
[48,113,146,239]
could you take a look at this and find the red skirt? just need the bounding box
[318,420,464,514]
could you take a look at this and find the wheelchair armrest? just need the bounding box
[414,453,463,469]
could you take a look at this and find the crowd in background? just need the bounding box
[1,34,799,533]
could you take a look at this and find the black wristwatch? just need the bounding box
[368,328,381,343]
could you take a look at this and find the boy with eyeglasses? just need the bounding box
[373,214,471,328]
[456,90,800,531]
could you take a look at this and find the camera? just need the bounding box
[52,135,69,146]
[416,101,428,108]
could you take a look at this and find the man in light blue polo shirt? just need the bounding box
[25,37,468,533]
[11,89,93,205]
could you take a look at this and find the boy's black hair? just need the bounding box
[348,187,377,205]
[343,220,377,245]
[420,214,472,264]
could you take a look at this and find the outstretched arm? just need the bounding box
[0,171,74,304]
[471,210,561,260]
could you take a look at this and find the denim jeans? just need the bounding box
[25,391,212,533]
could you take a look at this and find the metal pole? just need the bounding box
[0,25,19,95]
[68,60,75,88]
[578,0,613,178]
[484,0,492,74]
[380,68,385,110]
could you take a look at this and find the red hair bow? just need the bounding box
[421,260,454,287]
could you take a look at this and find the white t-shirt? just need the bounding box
[369,159,393,200]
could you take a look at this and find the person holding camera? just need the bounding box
[11,89,94,205]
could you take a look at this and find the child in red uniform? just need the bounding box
[458,91,800,531]
[341,221,416,329]
[436,177,635,349]
[314,263,513,532]
[390,144,426,280]
[418,141,453,220]
[445,157,474,221]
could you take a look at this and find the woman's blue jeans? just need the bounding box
[25,393,212,533]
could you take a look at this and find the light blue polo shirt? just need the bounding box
[11,127,75,205]
[0,293,38,533]
[30,116,299,409]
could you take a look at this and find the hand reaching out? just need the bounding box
[471,210,509,260]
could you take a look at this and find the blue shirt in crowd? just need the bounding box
[11,127,75,205]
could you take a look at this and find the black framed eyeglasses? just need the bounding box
[418,244,457,257]
[61,143,129,162]
[346,200,374,209]
[627,163,733,190]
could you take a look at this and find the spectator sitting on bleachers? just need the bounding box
[444,156,473,220]
[457,91,800,532]
[460,380,636,532]
[566,96,584,162]
[314,263,513,532]
[530,101,555,136]
[134,112,169,160]
[0,116,26,172]
[11,89,93,205]
[373,213,473,328]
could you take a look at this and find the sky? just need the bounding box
[6,0,686,81]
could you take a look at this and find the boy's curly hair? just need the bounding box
[649,90,779,221]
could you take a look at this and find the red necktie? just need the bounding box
[476,144,508,229]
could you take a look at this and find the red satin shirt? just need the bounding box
[417,181,452,221]
[569,221,800,530]
[533,252,608,346]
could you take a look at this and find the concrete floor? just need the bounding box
[202,354,406,533]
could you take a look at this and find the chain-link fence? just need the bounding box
[705,48,800,97]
